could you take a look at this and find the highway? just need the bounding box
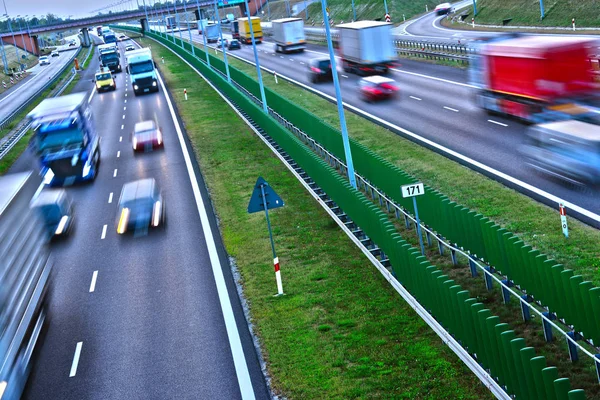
[168,28,600,220]
[0,35,81,124]
[13,37,269,399]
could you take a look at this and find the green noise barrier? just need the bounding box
[118,27,588,398]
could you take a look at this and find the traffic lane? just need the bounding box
[403,8,497,40]
[196,34,599,212]
[0,48,79,121]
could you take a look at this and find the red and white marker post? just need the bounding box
[274,71,278,84]
[472,18,475,28]
[572,18,576,31]
[273,257,283,295]
[559,203,569,238]
[184,88,188,100]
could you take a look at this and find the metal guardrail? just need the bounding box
[0,47,81,132]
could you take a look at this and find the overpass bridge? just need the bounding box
[0,0,266,55]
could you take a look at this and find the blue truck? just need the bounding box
[103,30,117,44]
[27,92,101,186]
[126,48,159,95]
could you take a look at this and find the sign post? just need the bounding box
[401,182,426,256]
[248,177,285,295]
[559,203,569,238]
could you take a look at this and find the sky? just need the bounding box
[2,0,140,19]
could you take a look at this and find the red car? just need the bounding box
[358,76,399,102]
[132,120,164,152]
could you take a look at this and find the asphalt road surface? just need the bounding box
[167,28,599,220]
[17,38,269,400]
[0,35,82,123]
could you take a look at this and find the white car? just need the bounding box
[434,2,453,15]
[39,56,50,66]
[51,50,59,57]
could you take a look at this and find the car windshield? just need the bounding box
[101,52,119,62]
[40,57,48,61]
[96,73,111,80]
[317,60,330,70]
[130,60,154,74]
[37,127,84,153]
[37,203,63,224]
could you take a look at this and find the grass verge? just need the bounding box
[137,36,493,399]
[166,36,600,286]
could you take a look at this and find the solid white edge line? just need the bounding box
[88,88,96,104]
[101,224,107,239]
[155,67,256,400]
[391,68,478,88]
[89,271,98,293]
[488,119,508,127]
[151,36,509,400]
[206,39,600,223]
[69,342,83,377]
[108,192,113,203]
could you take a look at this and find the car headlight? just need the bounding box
[82,159,92,177]
[156,130,162,145]
[152,201,161,227]
[133,136,138,150]
[117,208,130,234]
[134,84,139,90]
[96,82,101,89]
[55,215,69,235]
[152,81,157,87]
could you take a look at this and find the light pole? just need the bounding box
[213,0,230,82]
[383,0,388,15]
[141,0,150,34]
[243,0,268,112]
[0,16,9,73]
[351,0,356,21]
[24,16,35,55]
[320,0,357,188]
[472,0,477,16]
[16,15,26,55]
[182,0,195,56]
[195,0,211,67]
[538,0,544,19]
[2,0,20,62]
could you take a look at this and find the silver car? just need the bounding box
[39,56,50,66]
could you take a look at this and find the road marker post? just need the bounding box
[184,88,188,100]
[426,4,428,12]
[274,71,278,84]
[161,56,164,63]
[572,18,575,31]
[401,182,426,255]
[559,203,569,238]
[248,177,285,296]
[472,18,475,28]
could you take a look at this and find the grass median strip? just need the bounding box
[174,37,600,286]
[138,36,492,399]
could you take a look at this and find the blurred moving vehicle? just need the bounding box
[116,178,165,235]
[308,57,333,83]
[126,48,159,95]
[125,44,135,52]
[231,20,240,40]
[118,34,127,41]
[132,120,163,152]
[228,39,241,50]
[217,37,228,49]
[30,189,74,239]
[0,171,52,400]
[95,68,117,92]
[238,16,262,44]
[434,3,453,15]
[103,31,118,45]
[470,34,600,123]
[96,26,103,36]
[272,17,306,53]
[27,92,101,186]
[336,21,395,76]
[521,120,600,185]
[39,56,50,66]
[205,24,220,43]
[50,50,59,57]
[358,76,399,102]
[98,43,122,73]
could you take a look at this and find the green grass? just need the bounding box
[138,36,492,399]
[169,37,600,288]
[460,0,600,27]
[305,0,439,24]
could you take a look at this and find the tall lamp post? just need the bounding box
[0,16,9,73]
[24,15,35,55]
[243,0,268,112]
[2,0,21,62]
[195,0,212,67]
[15,15,27,55]
[213,0,230,82]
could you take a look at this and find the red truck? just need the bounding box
[471,35,600,122]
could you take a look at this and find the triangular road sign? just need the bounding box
[247,177,285,214]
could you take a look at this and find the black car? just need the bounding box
[116,178,165,235]
[308,57,333,83]
[228,39,241,50]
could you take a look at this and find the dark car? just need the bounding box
[308,57,332,83]
[68,41,77,47]
[116,178,165,235]
[228,39,241,50]
[132,120,164,152]
[358,76,400,102]
[434,2,452,15]
[30,189,74,240]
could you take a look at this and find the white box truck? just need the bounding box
[205,23,220,43]
[272,17,306,53]
[336,21,395,75]
[126,48,159,95]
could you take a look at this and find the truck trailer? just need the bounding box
[103,30,117,44]
[98,43,122,73]
[126,48,159,95]
[205,23,220,43]
[231,20,240,39]
[336,21,395,76]
[237,17,262,44]
[0,171,52,399]
[470,34,600,122]
[272,18,305,53]
[27,92,101,186]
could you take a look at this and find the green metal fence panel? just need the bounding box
[530,356,549,399]
[554,377,571,400]
[568,389,587,400]
[509,338,528,400]
[519,347,538,400]
[541,367,559,399]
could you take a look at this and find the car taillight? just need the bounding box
[310,67,322,73]
[368,88,382,95]
[380,83,398,91]
[133,136,138,150]
[156,130,162,145]
[117,208,130,234]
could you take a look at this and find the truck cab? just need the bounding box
[103,30,118,45]
[26,92,101,186]
[126,48,159,95]
[94,67,116,92]
[98,43,122,73]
